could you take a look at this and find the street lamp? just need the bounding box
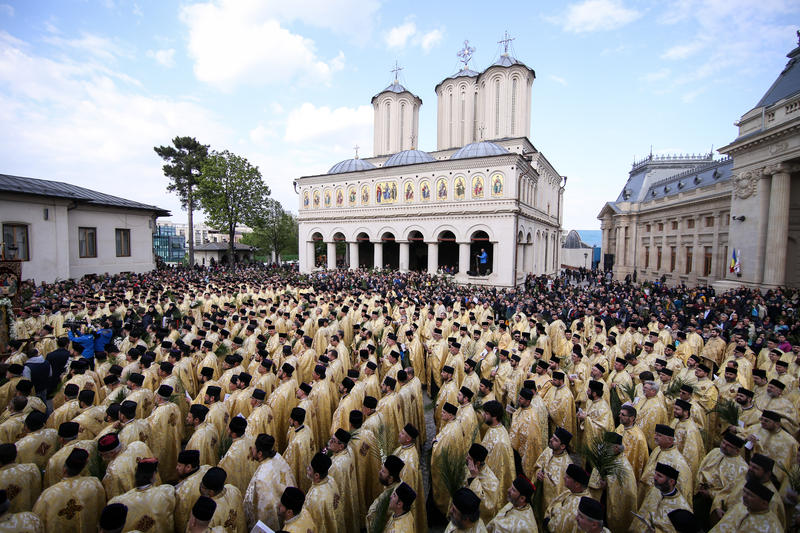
[584,252,588,268]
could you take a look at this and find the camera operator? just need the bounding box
[93,317,115,354]
[67,320,95,368]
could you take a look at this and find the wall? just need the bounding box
[0,195,70,284]
[67,206,156,279]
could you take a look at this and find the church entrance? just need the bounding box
[333,232,347,269]
[382,232,399,270]
[311,232,325,268]
[438,230,458,273]
[408,231,427,271]
[470,230,493,275]
[357,232,374,269]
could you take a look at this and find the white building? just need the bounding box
[0,173,169,284]
[158,221,250,247]
[296,41,565,286]
[598,35,800,289]
[561,230,597,270]
[192,242,255,267]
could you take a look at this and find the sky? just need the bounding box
[1,0,798,231]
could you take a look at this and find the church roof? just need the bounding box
[485,54,535,77]
[383,149,436,167]
[435,67,480,91]
[328,158,376,174]
[563,230,592,249]
[371,81,422,103]
[755,43,800,108]
[450,141,509,160]
[0,173,170,216]
[642,158,732,201]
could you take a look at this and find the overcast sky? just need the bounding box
[1,0,797,230]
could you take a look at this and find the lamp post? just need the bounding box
[584,252,588,268]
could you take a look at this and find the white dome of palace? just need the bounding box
[383,149,436,167]
[328,158,377,174]
[450,142,508,160]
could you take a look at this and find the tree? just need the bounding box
[154,136,209,267]
[244,198,299,262]
[197,150,270,267]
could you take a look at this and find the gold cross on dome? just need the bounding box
[353,145,360,159]
[498,31,515,55]
[391,61,403,82]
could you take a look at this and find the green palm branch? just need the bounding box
[88,447,107,481]
[711,398,739,427]
[368,489,392,533]
[580,435,627,482]
[664,377,689,399]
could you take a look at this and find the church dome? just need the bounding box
[450,142,508,160]
[328,158,376,174]
[384,149,436,167]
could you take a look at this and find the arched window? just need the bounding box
[472,92,478,141]
[385,102,391,153]
[494,79,500,136]
[460,89,466,146]
[400,102,405,149]
[448,90,454,147]
[511,78,518,135]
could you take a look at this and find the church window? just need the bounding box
[687,219,695,229]
[449,91,454,147]
[494,79,500,136]
[385,102,391,153]
[511,78,517,135]
[685,246,693,274]
[2,223,29,261]
[473,92,479,141]
[400,103,405,149]
[703,247,712,276]
[460,90,466,147]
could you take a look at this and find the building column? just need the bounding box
[326,242,337,270]
[305,241,315,270]
[427,242,438,274]
[763,171,791,286]
[349,242,359,270]
[458,242,471,275]
[398,241,410,272]
[373,242,383,270]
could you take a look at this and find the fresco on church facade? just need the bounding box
[313,190,320,208]
[324,189,332,207]
[336,188,344,206]
[472,176,484,199]
[348,186,357,206]
[420,180,431,201]
[303,191,310,208]
[436,178,447,200]
[361,185,369,205]
[404,181,414,202]
[454,176,466,200]
[375,181,398,204]
[491,173,504,197]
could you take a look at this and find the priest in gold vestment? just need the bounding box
[486,475,538,533]
[543,463,590,533]
[631,462,691,533]
[108,458,175,533]
[587,432,637,533]
[532,427,574,510]
[243,434,296,532]
[305,452,345,533]
[32,448,105,533]
[147,384,185,483]
[392,424,426,533]
[480,400,515,498]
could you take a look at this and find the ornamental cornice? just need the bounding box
[732,168,762,199]
[720,122,800,156]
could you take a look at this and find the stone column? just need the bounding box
[763,170,791,286]
[458,242,471,275]
[398,241,409,272]
[306,241,315,270]
[427,242,438,274]
[349,242,359,270]
[326,242,337,270]
[373,242,383,270]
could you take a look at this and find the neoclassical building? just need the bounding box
[599,35,800,288]
[296,43,565,286]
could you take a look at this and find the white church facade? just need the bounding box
[295,41,565,286]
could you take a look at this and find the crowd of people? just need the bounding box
[1,263,799,533]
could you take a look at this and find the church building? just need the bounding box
[295,38,565,286]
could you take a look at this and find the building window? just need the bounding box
[657,247,662,269]
[448,92,453,146]
[2,224,29,261]
[658,223,664,231]
[79,227,97,258]
[705,216,714,227]
[115,229,131,257]
[511,78,517,135]
[644,246,650,268]
[687,219,695,229]
[645,224,651,232]
[703,247,712,276]
[460,91,466,147]
[685,246,693,274]
[670,246,676,272]
[671,221,678,230]
[400,103,405,149]
[472,94,478,141]
[385,102,391,153]
[494,79,500,136]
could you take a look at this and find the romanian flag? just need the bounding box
[729,249,740,274]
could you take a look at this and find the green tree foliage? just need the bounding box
[243,198,299,262]
[153,136,209,267]
[197,150,270,267]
